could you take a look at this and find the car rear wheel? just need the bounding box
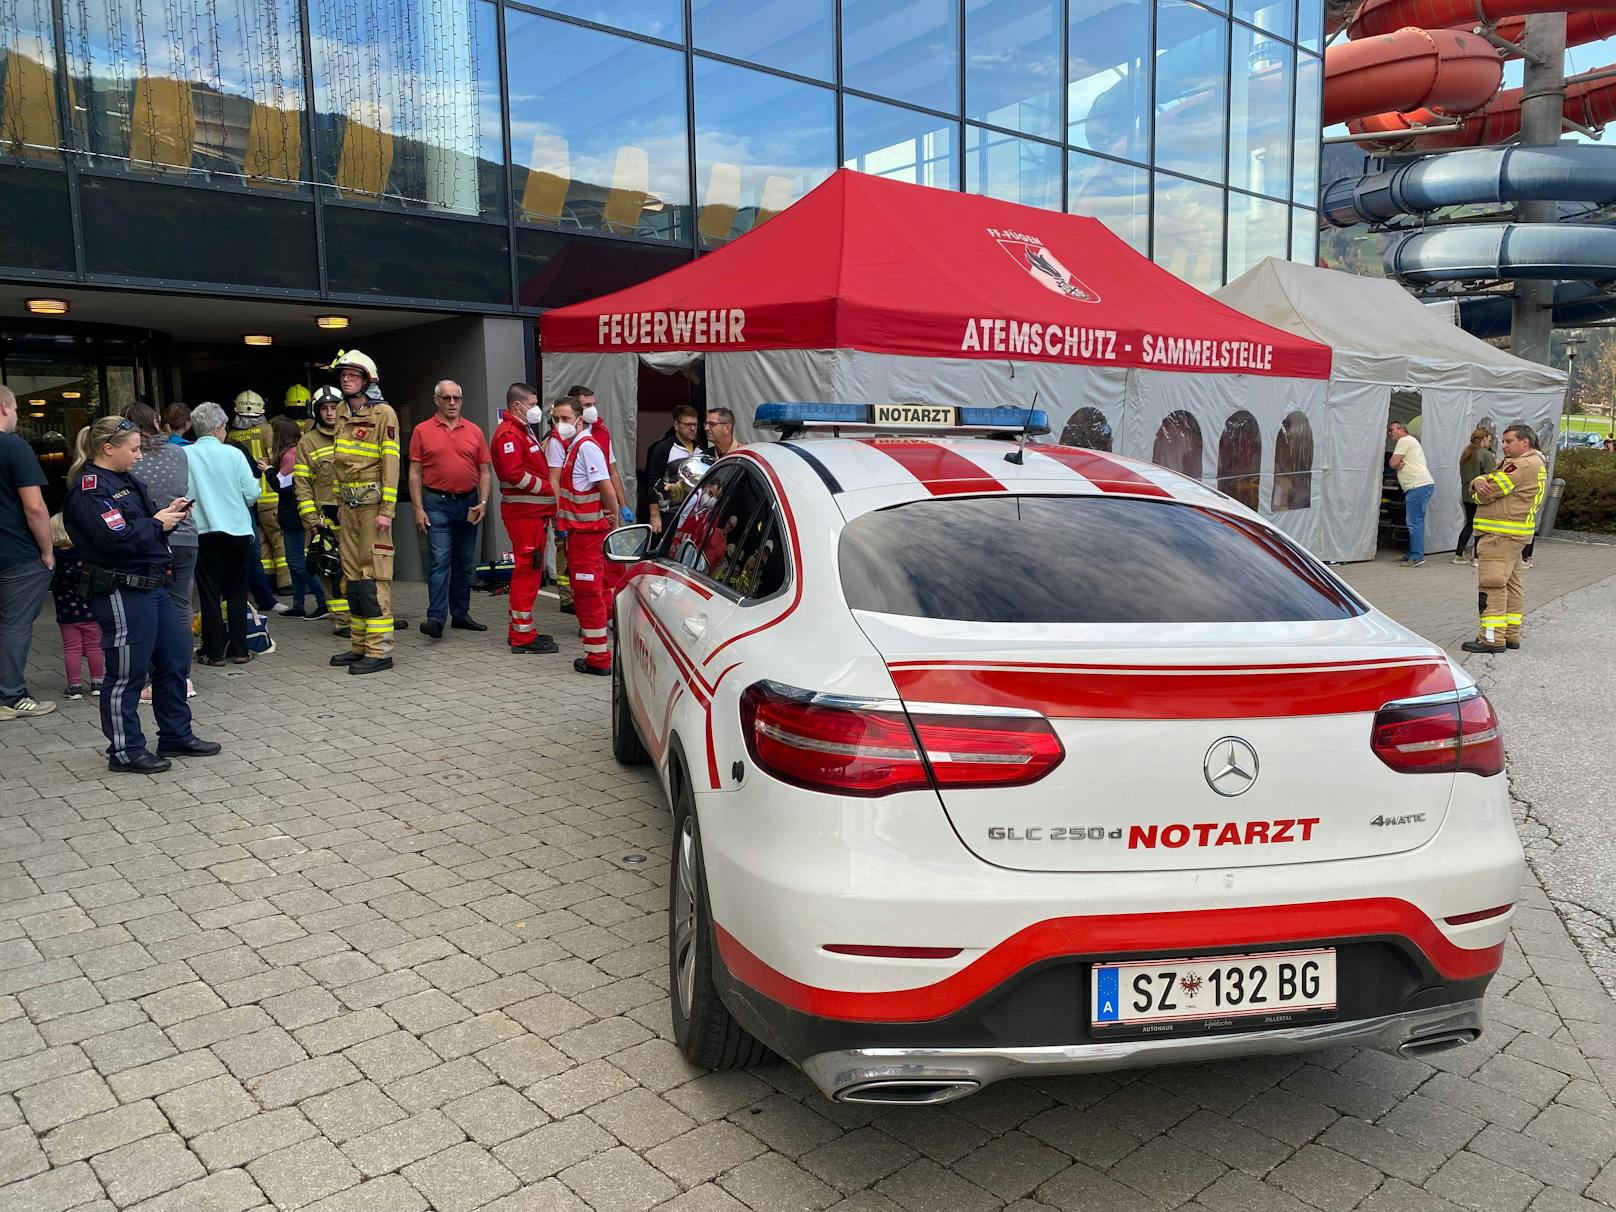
[669,780,771,1069]
[611,636,649,766]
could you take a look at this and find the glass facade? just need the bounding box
[0,0,1324,309]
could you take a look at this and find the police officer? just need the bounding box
[326,350,401,675]
[1463,423,1548,654]
[294,386,348,637]
[63,416,221,773]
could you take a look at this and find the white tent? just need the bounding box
[1216,258,1566,562]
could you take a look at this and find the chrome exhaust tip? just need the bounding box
[836,1079,980,1105]
[1398,1029,1479,1058]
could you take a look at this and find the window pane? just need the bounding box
[693,0,834,80]
[838,496,1363,623]
[507,13,689,242]
[843,97,959,190]
[1069,0,1151,163]
[537,0,683,40]
[966,126,1061,209]
[1227,192,1287,279]
[1153,174,1223,291]
[1069,150,1149,252]
[323,205,508,303]
[515,226,690,311]
[0,164,74,270]
[1293,53,1321,206]
[1153,409,1203,478]
[3,0,61,161]
[842,0,959,114]
[1217,409,1262,509]
[1292,206,1318,264]
[1298,2,1322,53]
[1155,0,1227,184]
[1060,406,1115,451]
[312,0,503,216]
[966,0,1062,140]
[693,59,835,247]
[1229,30,1290,198]
[64,0,305,187]
[1273,409,1314,511]
[1236,0,1293,40]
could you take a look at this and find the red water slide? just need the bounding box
[1325,0,1616,150]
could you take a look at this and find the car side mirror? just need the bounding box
[604,524,653,563]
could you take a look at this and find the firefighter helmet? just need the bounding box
[306,523,342,580]
[233,390,266,418]
[329,349,379,387]
[284,383,311,416]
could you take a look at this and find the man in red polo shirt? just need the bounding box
[407,379,492,639]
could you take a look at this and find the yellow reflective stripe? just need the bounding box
[334,441,381,455]
[1480,615,1508,625]
[336,480,380,489]
[1505,613,1524,624]
[381,488,398,502]
[380,441,400,454]
[1485,471,1514,495]
[1475,519,1534,535]
[298,503,317,518]
[293,463,312,477]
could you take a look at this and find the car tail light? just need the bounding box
[740,681,1065,797]
[1371,689,1503,776]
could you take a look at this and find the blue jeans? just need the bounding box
[246,532,277,610]
[424,491,479,624]
[0,557,51,705]
[91,584,195,762]
[1404,483,1434,562]
[278,509,326,614]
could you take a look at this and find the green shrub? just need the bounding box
[1555,449,1616,534]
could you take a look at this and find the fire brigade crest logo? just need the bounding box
[355,428,368,440]
[1179,974,1203,998]
[989,227,1101,303]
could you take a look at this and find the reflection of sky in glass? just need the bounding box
[1229,28,1290,199]
[1069,149,1148,251]
[1292,205,1317,265]
[1068,0,1150,164]
[1292,55,1321,207]
[1235,0,1293,40]
[839,495,1359,624]
[693,0,834,81]
[843,96,958,189]
[842,0,959,115]
[965,0,1061,140]
[1228,192,1288,278]
[693,58,835,232]
[966,125,1061,210]
[1155,0,1226,184]
[1153,173,1223,292]
[536,0,683,42]
[4,0,56,70]
[505,11,688,238]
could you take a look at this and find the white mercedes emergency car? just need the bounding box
[603,403,1523,1106]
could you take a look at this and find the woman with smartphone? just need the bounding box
[62,416,221,774]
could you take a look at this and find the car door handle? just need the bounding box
[647,582,666,599]
[682,615,706,640]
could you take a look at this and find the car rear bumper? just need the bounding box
[799,999,1484,1104]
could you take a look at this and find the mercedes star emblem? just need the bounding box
[1204,737,1260,797]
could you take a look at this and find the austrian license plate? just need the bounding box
[1090,948,1337,1036]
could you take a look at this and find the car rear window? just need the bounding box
[838,495,1365,623]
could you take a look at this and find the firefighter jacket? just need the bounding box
[232,421,277,507]
[332,398,401,517]
[490,411,556,517]
[1472,447,1547,539]
[292,424,339,520]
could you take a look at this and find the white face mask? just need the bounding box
[553,421,577,442]
[525,405,545,426]
[581,404,599,425]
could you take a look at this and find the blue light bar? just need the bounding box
[754,401,1050,436]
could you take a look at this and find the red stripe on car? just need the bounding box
[888,658,1456,721]
[858,439,1006,496]
[716,898,1501,1023]
[1031,446,1173,497]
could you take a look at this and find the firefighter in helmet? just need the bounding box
[293,386,349,637]
[325,351,400,674]
[284,383,314,433]
[231,390,289,594]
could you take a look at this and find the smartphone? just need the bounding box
[179,498,196,511]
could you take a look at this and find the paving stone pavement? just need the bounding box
[2,575,1614,1212]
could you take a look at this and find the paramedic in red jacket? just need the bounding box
[490,383,559,655]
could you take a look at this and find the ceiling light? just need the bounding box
[29,412,45,419]
[243,334,273,346]
[61,391,82,399]
[316,315,349,330]
[26,298,68,315]
[28,398,46,405]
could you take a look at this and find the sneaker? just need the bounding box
[66,684,86,700]
[280,606,308,619]
[305,606,330,621]
[186,679,196,698]
[139,686,153,703]
[1451,555,1469,565]
[91,683,102,697]
[0,696,57,720]
[1520,558,1533,569]
[1404,557,1425,568]
[271,602,292,615]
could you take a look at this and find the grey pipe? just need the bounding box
[1455,282,1614,337]
[1322,145,1616,228]
[1384,222,1616,284]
